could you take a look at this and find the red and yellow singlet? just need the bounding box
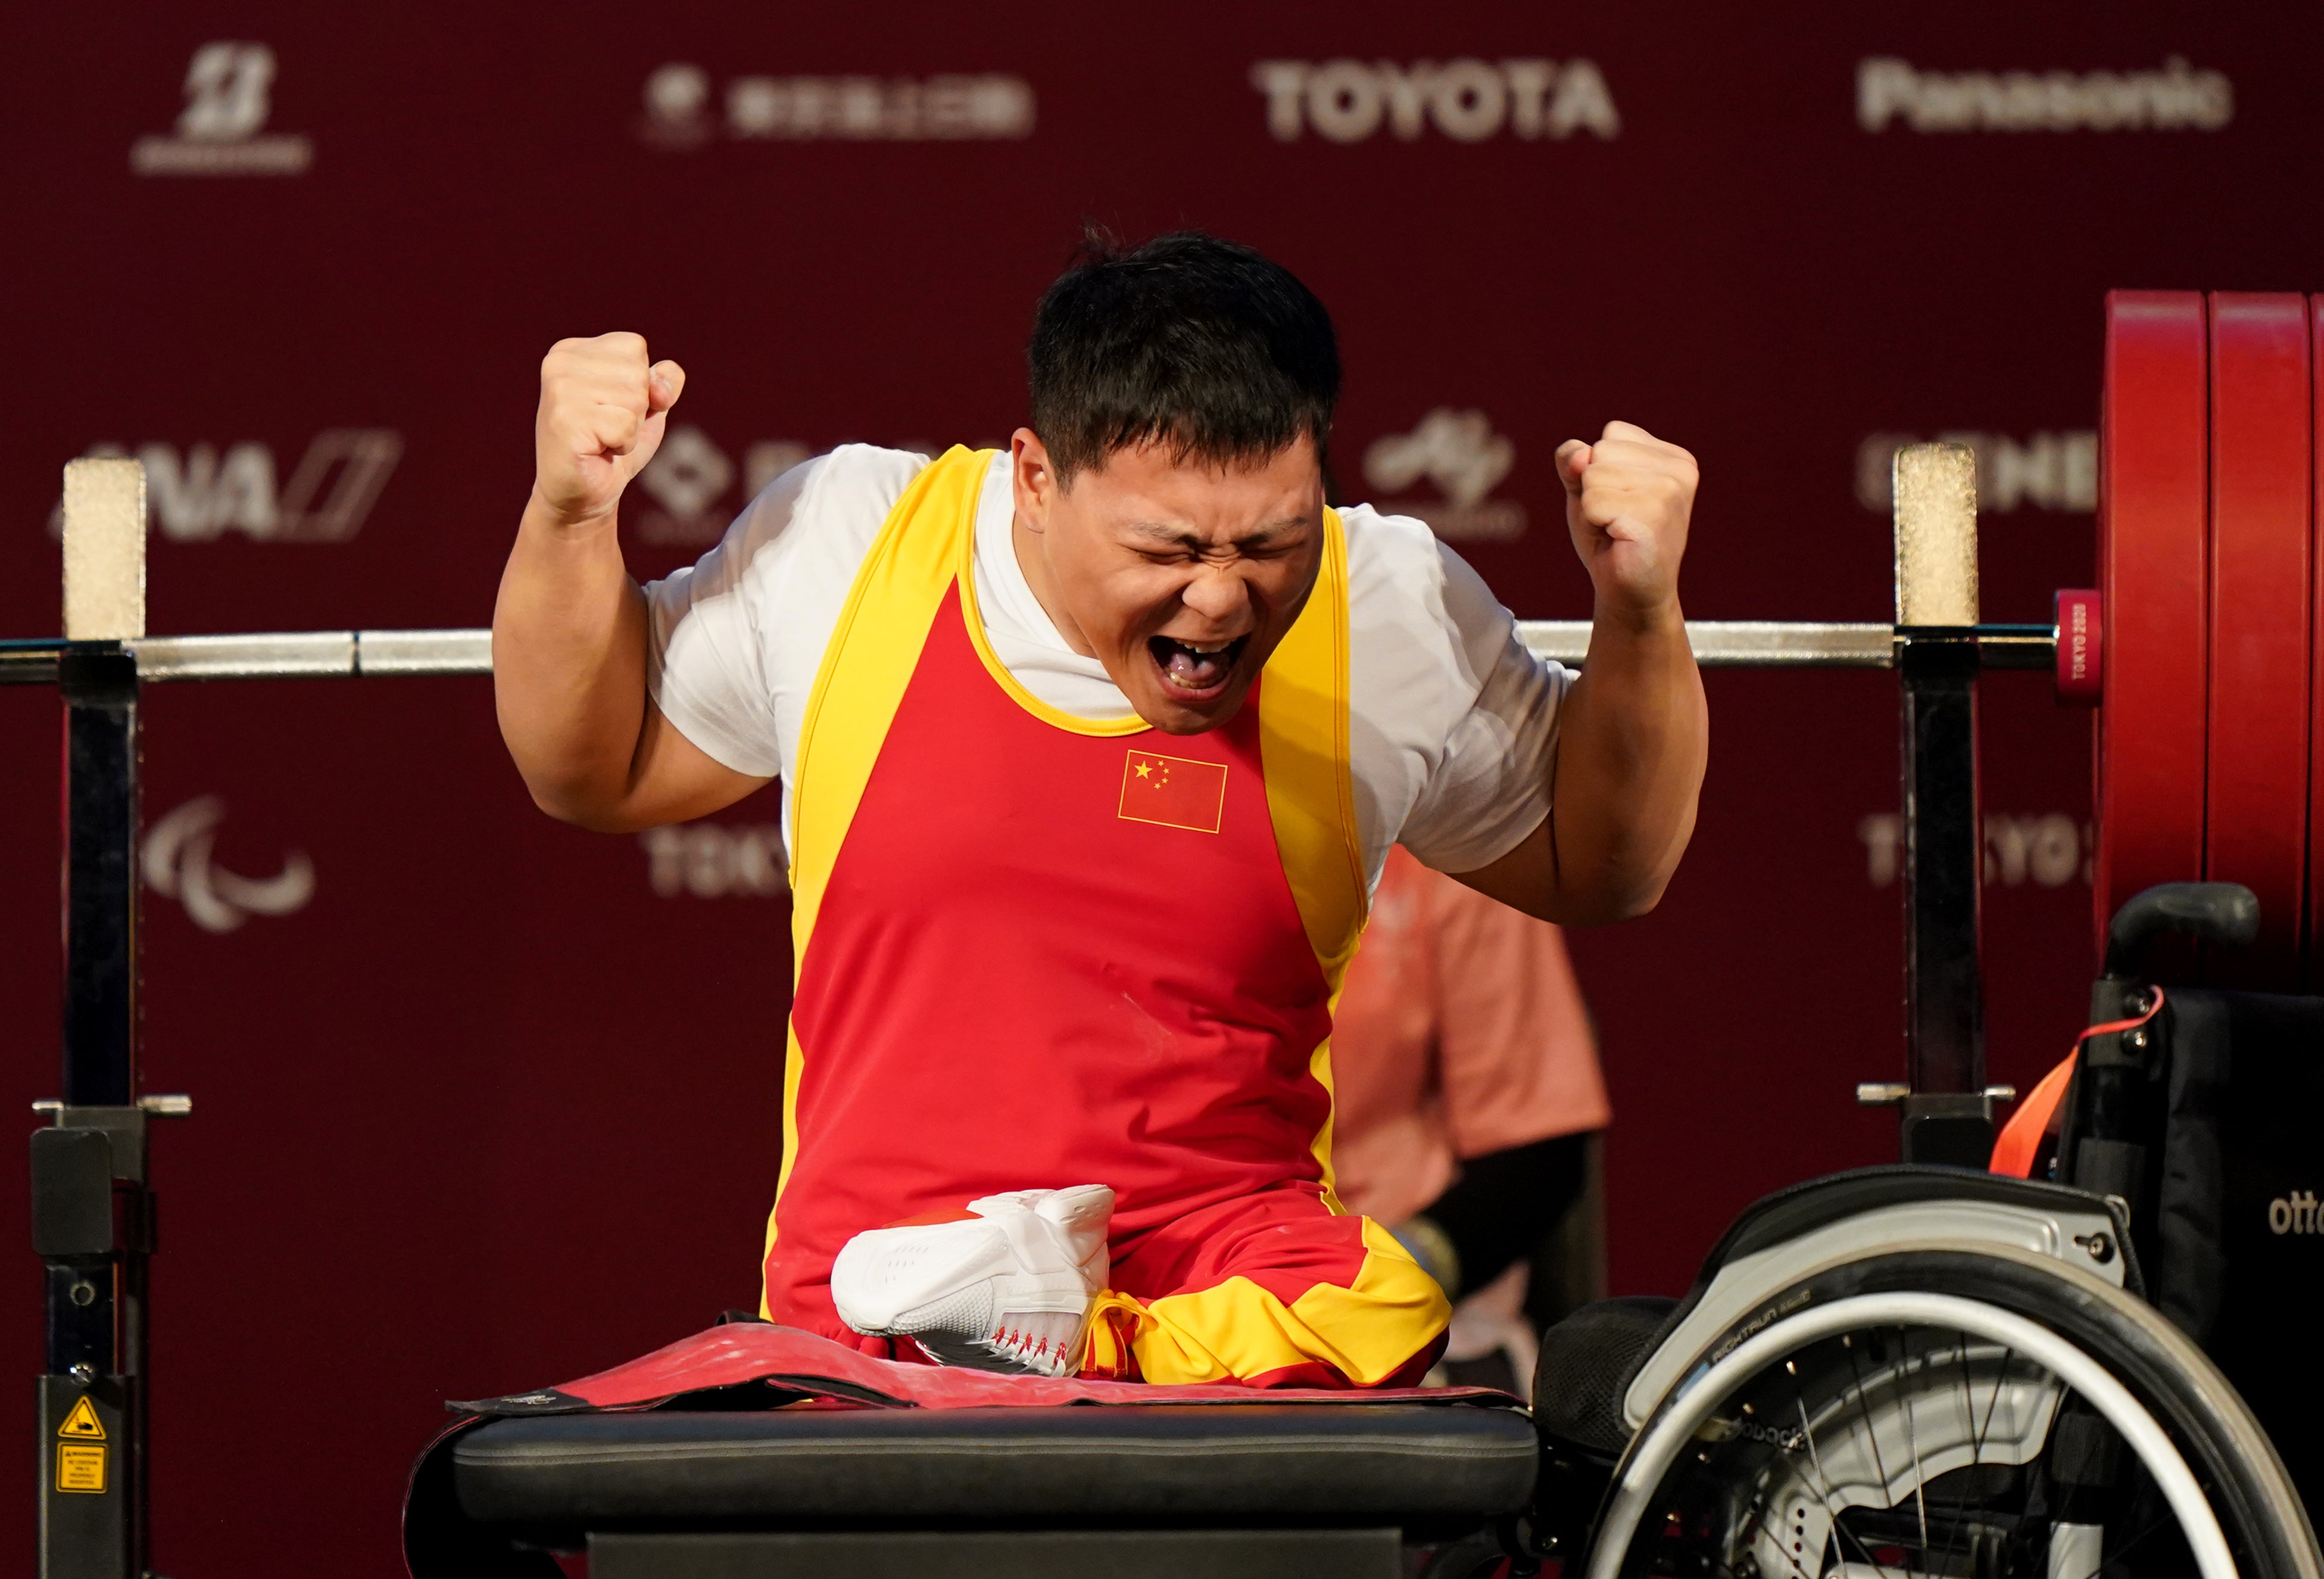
[763,447,1445,1385]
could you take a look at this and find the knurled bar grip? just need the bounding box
[126,629,496,678]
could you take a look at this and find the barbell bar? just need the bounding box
[0,618,2065,685]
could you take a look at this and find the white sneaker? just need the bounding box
[830,1185,1114,1377]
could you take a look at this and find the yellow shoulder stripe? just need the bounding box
[788,447,988,958]
[1258,506,1367,983]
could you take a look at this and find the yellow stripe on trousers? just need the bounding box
[1084,1218,1450,1386]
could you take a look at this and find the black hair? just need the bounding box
[1027,228,1340,483]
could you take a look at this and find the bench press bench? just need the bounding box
[404,1314,1545,1577]
[442,1402,1539,1577]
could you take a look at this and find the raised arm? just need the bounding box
[492,332,769,831]
[1455,421,1708,924]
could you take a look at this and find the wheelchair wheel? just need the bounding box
[1580,1247,2319,1579]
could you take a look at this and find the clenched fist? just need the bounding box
[532,332,687,528]
[1555,421,1697,618]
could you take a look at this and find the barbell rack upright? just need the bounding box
[35,458,162,1579]
[1890,443,1997,1164]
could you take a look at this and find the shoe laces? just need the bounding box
[975,1315,1079,1378]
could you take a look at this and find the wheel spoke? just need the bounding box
[1954,1329,1979,1468]
[1790,1349,1908,1579]
[2097,1508,2178,1571]
[1973,1345,2011,1463]
[1843,1334,1896,1499]
[1899,1330,1929,1551]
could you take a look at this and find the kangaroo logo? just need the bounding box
[142,797,314,934]
[1362,410,1526,542]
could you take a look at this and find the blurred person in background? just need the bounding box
[1331,845,1609,1394]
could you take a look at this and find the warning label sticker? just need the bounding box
[58,1396,106,1440]
[56,1443,106,1494]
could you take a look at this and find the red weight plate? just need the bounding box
[2204,292,2312,986]
[2094,291,2208,963]
[2310,295,2324,988]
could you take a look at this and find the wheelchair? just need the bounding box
[415,878,2323,1579]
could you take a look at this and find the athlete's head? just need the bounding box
[1011,229,1339,735]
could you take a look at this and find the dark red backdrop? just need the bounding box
[4,2,2319,1569]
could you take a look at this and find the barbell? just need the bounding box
[6,287,2316,986]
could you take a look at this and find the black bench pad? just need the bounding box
[454,1404,1539,1525]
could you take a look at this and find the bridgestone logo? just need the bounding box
[132,41,314,176]
[1858,57,2232,133]
[2270,1191,2320,1235]
[133,139,310,175]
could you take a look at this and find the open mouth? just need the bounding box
[1147,633,1252,700]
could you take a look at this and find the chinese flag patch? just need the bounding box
[1118,750,1228,834]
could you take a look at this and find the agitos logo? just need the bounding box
[142,797,314,935]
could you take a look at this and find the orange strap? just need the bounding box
[1988,987,2166,1178]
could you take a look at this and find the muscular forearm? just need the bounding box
[492,493,654,828]
[495,334,765,832]
[1547,596,1707,921]
[1452,421,1704,925]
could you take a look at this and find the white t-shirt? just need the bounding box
[645,446,1570,891]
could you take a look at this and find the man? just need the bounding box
[494,232,1705,1387]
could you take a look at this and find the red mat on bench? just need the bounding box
[450,1321,1517,1415]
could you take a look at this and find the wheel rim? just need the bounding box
[1583,1293,2238,1579]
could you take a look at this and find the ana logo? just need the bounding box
[1859,57,2231,134]
[1858,432,2097,516]
[1363,410,1526,542]
[2269,1191,2320,1235]
[132,42,314,176]
[640,62,1034,147]
[1251,59,1617,144]
[54,431,402,543]
[142,797,314,934]
[640,824,789,899]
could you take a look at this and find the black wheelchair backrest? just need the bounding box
[2104,882,2259,976]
